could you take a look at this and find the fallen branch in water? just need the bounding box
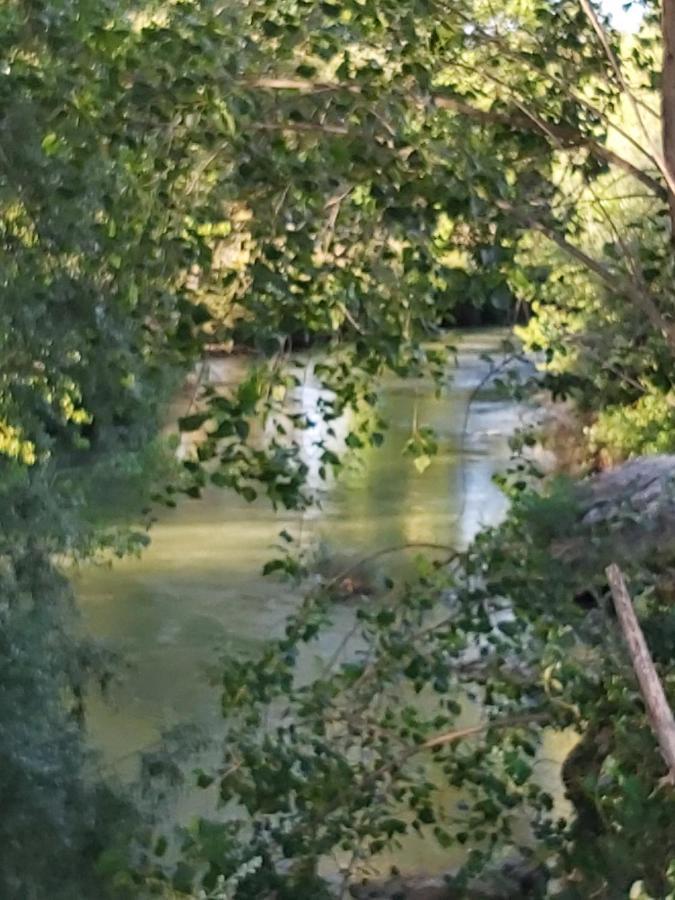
[606,563,675,783]
[325,541,458,591]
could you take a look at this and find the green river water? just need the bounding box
[75,330,575,877]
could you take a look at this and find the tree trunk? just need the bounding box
[662,0,675,238]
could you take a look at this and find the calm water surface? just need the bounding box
[76,330,573,874]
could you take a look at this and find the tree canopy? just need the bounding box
[3,0,675,897]
[3,0,674,491]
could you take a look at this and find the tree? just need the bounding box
[4,0,675,491]
[4,0,675,897]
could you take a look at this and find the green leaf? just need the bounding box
[237,378,259,413]
[262,559,285,576]
[414,454,431,474]
[195,770,214,789]
[240,485,257,502]
[178,413,209,432]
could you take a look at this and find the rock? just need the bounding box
[551,454,675,567]
[347,854,545,900]
[578,454,675,529]
[348,873,453,899]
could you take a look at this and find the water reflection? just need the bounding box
[76,330,558,870]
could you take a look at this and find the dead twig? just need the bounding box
[370,713,550,784]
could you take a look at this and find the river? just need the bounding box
[75,329,574,876]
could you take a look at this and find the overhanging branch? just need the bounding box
[499,200,675,348]
[432,95,667,200]
[242,78,667,200]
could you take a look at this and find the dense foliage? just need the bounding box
[137,480,675,899]
[3,0,675,897]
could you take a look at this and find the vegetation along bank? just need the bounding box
[4,0,675,897]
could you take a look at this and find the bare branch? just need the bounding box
[320,184,354,257]
[584,178,647,287]
[661,0,675,236]
[606,564,675,783]
[421,716,546,751]
[579,0,652,141]
[325,541,458,592]
[243,77,675,346]
[377,713,550,780]
[185,141,228,196]
[577,0,675,210]
[441,5,662,168]
[242,77,360,94]
[253,121,349,136]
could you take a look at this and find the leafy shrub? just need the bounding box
[588,390,675,462]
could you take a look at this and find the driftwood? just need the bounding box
[606,563,675,782]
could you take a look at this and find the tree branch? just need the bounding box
[373,713,550,783]
[243,77,360,94]
[661,0,675,237]
[253,121,349,136]
[420,715,548,752]
[497,200,675,348]
[606,564,675,783]
[242,78,667,200]
[432,95,666,200]
[578,0,675,230]
[325,541,457,592]
[243,77,675,347]
[579,0,653,144]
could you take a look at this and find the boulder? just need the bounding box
[578,454,675,529]
[551,454,675,567]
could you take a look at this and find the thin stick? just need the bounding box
[498,201,675,348]
[370,713,549,783]
[253,121,349,136]
[421,714,547,751]
[579,0,675,201]
[606,564,675,782]
[578,0,652,147]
